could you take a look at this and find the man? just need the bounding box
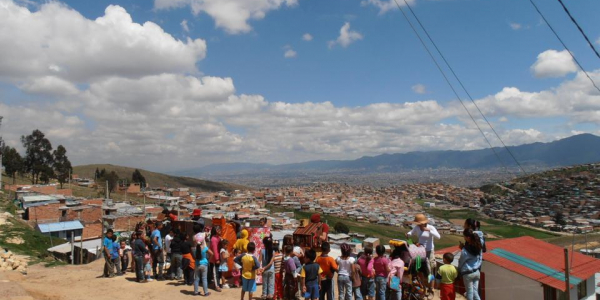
[165,228,174,276]
[132,231,149,282]
[310,214,329,243]
[151,221,165,280]
[103,229,115,278]
[406,213,440,293]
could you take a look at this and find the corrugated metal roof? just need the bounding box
[22,195,59,202]
[37,220,84,233]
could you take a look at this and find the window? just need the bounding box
[577,280,587,300]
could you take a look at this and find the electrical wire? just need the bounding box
[529,0,600,94]
[556,0,600,61]
[399,0,528,176]
[389,0,511,175]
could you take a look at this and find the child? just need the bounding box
[358,247,375,300]
[144,242,153,282]
[272,242,284,300]
[388,247,405,300]
[111,235,122,276]
[235,242,260,300]
[232,248,242,288]
[260,237,275,300]
[373,245,390,300]
[282,245,297,300]
[194,242,213,296]
[119,240,130,275]
[300,249,322,300]
[219,239,231,289]
[437,253,458,300]
[336,243,358,300]
[316,242,337,300]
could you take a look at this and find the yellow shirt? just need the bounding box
[241,253,258,279]
[438,264,458,284]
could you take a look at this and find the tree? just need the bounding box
[554,212,567,226]
[334,222,350,234]
[21,129,54,184]
[98,171,119,198]
[53,145,72,189]
[2,146,23,183]
[39,165,54,184]
[95,168,100,180]
[131,169,147,188]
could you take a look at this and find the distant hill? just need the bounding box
[73,164,248,192]
[177,134,600,176]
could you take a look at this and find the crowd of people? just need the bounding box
[101,211,485,300]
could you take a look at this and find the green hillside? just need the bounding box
[73,164,247,192]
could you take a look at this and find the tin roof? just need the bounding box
[37,220,84,233]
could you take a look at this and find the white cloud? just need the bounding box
[361,0,415,15]
[531,49,577,78]
[411,84,427,94]
[0,1,207,83]
[509,22,522,30]
[181,19,190,32]
[302,33,313,41]
[284,49,297,58]
[328,22,363,49]
[154,0,298,34]
[2,0,600,170]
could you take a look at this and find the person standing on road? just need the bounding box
[103,229,115,278]
[151,222,165,280]
[132,231,148,282]
[406,213,440,293]
[458,229,483,300]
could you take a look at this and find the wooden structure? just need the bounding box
[293,220,323,249]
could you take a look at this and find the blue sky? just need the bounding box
[0,0,599,171]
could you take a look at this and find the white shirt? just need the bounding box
[336,256,355,277]
[165,234,173,253]
[407,224,440,251]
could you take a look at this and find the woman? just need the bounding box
[194,241,213,296]
[387,247,405,300]
[209,225,223,291]
[260,236,276,300]
[458,229,483,300]
[373,245,390,300]
[464,219,486,252]
[357,247,375,300]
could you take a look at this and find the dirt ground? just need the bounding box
[0,260,464,300]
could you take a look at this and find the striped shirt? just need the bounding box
[273,253,283,273]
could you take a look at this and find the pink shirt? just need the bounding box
[388,258,404,280]
[357,256,374,278]
[373,256,390,277]
[210,236,221,263]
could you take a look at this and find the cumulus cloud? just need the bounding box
[361,0,415,14]
[181,19,190,32]
[411,84,427,94]
[1,0,599,170]
[302,33,313,41]
[154,0,298,34]
[0,1,207,83]
[283,45,297,58]
[328,22,363,49]
[509,22,522,30]
[531,49,577,78]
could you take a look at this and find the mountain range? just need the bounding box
[174,133,600,177]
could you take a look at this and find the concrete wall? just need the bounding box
[483,262,543,300]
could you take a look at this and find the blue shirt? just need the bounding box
[197,246,209,266]
[151,229,162,250]
[111,241,120,259]
[458,245,482,274]
[103,237,112,252]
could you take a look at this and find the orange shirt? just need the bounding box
[316,255,338,279]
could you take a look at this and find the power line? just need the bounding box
[556,0,600,61]
[529,0,600,94]
[390,0,512,175]
[399,0,528,176]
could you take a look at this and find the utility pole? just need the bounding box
[564,248,571,300]
[143,193,146,218]
[71,231,75,265]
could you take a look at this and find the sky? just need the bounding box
[0,0,599,172]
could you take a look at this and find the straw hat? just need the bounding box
[413,213,428,225]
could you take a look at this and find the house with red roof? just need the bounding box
[437,236,600,300]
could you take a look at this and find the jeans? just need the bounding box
[361,277,375,298]
[134,255,144,282]
[121,253,129,272]
[103,252,114,277]
[375,276,386,300]
[337,275,353,300]
[320,278,334,300]
[353,287,363,300]
[262,269,275,297]
[152,249,164,278]
[194,264,209,295]
[463,271,481,300]
[170,253,183,279]
[112,257,121,275]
